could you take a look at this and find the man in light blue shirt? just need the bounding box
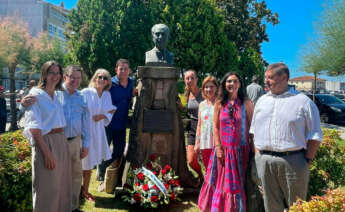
[22,65,90,212]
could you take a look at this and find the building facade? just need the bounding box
[0,0,68,91]
[0,0,68,41]
[289,76,326,92]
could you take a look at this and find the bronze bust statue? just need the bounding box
[145,24,174,65]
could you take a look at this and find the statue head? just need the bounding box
[151,24,170,51]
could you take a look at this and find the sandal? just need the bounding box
[81,188,95,202]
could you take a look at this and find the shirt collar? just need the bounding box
[267,90,294,98]
[62,83,80,96]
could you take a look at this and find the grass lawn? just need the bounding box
[80,170,200,212]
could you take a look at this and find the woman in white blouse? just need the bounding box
[81,69,116,201]
[194,76,218,170]
[23,61,72,212]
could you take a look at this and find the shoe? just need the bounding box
[97,182,105,192]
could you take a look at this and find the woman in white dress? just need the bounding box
[81,69,116,201]
[23,61,72,212]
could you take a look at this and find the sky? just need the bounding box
[47,0,344,81]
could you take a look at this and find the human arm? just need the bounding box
[80,98,90,159]
[213,102,224,164]
[194,107,202,153]
[30,129,56,170]
[20,94,37,108]
[304,99,323,164]
[305,140,320,164]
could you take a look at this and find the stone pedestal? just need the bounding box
[127,66,195,187]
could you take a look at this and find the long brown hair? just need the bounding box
[37,60,63,90]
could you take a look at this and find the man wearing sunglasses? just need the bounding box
[250,63,322,212]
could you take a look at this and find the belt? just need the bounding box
[259,149,305,157]
[48,128,63,134]
[67,136,77,141]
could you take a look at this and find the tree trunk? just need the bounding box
[9,64,18,131]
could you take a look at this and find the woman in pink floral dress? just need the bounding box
[198,72,254,212]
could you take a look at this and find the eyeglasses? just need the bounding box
[48,71,60,76]
[97,76,108,80]
[226,79,239,84]
[66,75,81,81]
[228,104,234,119]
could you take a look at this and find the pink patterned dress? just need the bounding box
[198,100,250,212]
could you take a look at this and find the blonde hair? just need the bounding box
[88,68,112,91]
[201,75,218,99]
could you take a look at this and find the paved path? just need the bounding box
[321,123,345,140]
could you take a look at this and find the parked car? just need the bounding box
[308,94,345,126]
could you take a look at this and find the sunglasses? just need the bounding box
[97,76,108,80]
[228,104,234,119]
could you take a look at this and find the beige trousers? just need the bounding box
[32,132,72,212]
[67,136,82,210]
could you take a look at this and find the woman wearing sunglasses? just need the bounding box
[198,72,254,212]
[81,69,116,201]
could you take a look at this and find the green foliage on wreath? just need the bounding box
[0,130,32,211]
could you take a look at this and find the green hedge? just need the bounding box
[290,188,345,211]
[308,128,345,198]
[0,128,344,211]
[0,130,32,212]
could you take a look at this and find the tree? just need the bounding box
[67,0,239,79]
[215,0,279,53]
[150,0,239,79]
[238,47,265,87]
[67,0,153,78]
[30,32,65,72]
[0,16,31,131]
[302,0,345,76]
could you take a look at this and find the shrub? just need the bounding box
[0,130,32,211]
[308,128,345,198]
[290,188,345,212]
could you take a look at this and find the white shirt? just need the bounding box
[23,87,66,145]
[250,90,323,152]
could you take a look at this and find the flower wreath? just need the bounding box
[122,154,183,208]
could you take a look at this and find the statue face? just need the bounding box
[152,27,169,51]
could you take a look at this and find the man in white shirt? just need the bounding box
[250,63,322,212]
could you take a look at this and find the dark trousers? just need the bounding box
[0,116,6,133]
[97,127,126,181]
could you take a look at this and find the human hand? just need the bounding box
[93,114,105,122]
[44,151,56,170]
[80,147,89,159]
[21,95,37,107]
[216,146,224,165]
[194,142,200,153]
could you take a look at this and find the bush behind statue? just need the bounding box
[0,130,32,211]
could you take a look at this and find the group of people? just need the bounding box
[21,59,322,212]
[182,64,322,212]
[22,59,134,212]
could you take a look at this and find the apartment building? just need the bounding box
[0,0,69,41]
